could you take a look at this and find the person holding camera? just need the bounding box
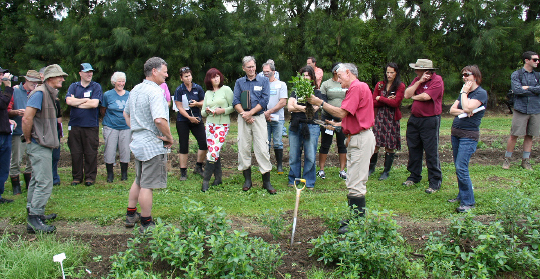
[402,59,444,194]
[0,67,17,204]
[174,66,207,181]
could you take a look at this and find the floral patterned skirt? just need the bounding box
[205,123,229,162]
[373,107,401,150]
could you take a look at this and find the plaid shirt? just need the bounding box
[124,79,169,161]
[512,68,540,114]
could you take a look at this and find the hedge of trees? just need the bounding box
[1,0,539,107]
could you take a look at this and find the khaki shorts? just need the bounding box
[510,111,540,137]
[135,154,167,189]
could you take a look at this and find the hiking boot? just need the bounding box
[125,212,141,228]
[0,197,14,204]
[521,158,533,170]
[27,215,56,234]
[139,220,155,233]
[316,170,326,179]
[502,157,510,169]
[402,180,416,186]
[339,170,347,180]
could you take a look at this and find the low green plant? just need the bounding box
[258,209,286,240]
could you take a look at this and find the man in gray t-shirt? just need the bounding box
[123,57,174,233]
[263,62,288,174]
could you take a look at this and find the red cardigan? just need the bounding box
[372,81,405,121]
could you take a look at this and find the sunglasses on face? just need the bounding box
[532,58,540,62]
[462,72,473,77]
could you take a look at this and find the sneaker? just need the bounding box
[179,172,187,181]
[317,170,326,179]
[502,157,510,169]
[125,212,141,228]
[0,198,14,204]
[402,180,416,186]
[456,205,475,213]
[521,158,533,170]
[139,220,155,233]
[339,170,347,180]
[425,188,438,194]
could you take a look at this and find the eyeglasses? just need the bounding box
[180,67,190,73]
[532,58,540,62]
[462,72,473,77]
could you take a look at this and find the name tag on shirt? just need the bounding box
[254,86,262,91]
[270,89,277,95]
[84,91,92,98]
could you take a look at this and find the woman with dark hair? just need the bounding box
[448,65,487,213]
[317,62,347,180]
[370,62,405,180]
[174,66,207,181]
[200,68,234,192]
[287,66,323,189]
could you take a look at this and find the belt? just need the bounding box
[345,128,372,147]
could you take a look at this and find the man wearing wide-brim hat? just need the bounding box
[22,64,68,234]
[8,70,42,196]
[402,59,445,194]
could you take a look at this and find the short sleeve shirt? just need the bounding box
[66,81,103,127]
[102,89,130,130]
[124,80,169,161]
[173,83,205,121]
[267,80,288,120]
[452,86,488,131]
[340,79,374,135]
[409,73,444,117]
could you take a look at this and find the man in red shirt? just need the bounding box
[402,59,444,193]
[307,63,375,234]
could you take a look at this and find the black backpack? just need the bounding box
[506,69,540,113]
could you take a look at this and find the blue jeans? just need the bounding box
[267,120,284,149]
[0,134,12,197]
[52,130,61,184]
[288,123,320,188]
[451,136,477,206]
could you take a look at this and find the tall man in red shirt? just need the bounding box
[307,63,375,234]
[402,59,444,193]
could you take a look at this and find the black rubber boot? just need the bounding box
[194,163,204,177]
[27,208,56,221]
[106,163,114,183]
[338,195,366,234]
[201,160,216,192]
[120,162,128,181]
[262,172,277,194]
[27,215,56,234]
[242,168,252,191]
[11,175,22,195]
[368,153,378,176]
[212,158,222,186]
[379,153,395,181]
[23,172,32,190]
[274,149,284,174]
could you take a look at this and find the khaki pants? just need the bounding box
[26,142,53,215]
[346,130,376,197]
[10,135,32,176]
[237,114,272,173]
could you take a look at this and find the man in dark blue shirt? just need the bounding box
[233,56,276,194]
[503,51,540,170]
[65,63,103,186]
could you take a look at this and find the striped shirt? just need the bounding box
[124,79,169,161]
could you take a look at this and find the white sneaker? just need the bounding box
[339,170,347,180]
[317,170,326,179]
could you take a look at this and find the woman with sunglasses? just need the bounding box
[174,67,207,181]
[448,65,488,213]
[200,68,234,192]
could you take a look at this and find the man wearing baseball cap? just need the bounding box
[65,63,103,186]
[402,59,444,194]
[22,64,68,233]
[0,67,17,204]
[8,70,41,195]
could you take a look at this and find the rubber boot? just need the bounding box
[368,153,378,176]
[338,195,366,234]
[27,207,57,221]
[274,149,284,174]
[379,153,395,181]
[212,158,222,186]
[11,175,22,195]
[194,163,204,177]
[262,172,277,194]
[27,215,56,234]
[120,162,128,181]
[201,160,216,192]
[242,168,252,191]
[23,172,32,190]
[106,163,114,183]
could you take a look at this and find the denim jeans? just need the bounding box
[267,120,284,150]
[0,134,12,197]
[52,129,61,184]
[451,136,477,206]
[288,123,320,188]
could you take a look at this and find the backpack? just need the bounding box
[506,69,540,113]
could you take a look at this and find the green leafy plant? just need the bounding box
[290,73,315,119]
[258,209,287,240]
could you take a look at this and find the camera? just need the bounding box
[1,71,19,82]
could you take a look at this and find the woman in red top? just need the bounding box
[370,62,405,180]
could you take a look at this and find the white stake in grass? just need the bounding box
[53,252,66,279]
